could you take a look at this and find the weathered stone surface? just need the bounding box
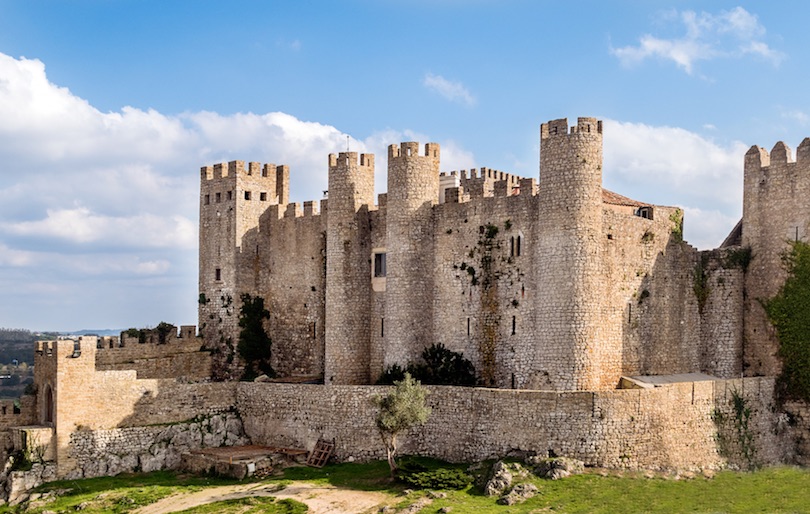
[532,457,584,480]
[484,461,527,496]
[498,482,539,505]
[3,463,56,505]
[68,412,248,479]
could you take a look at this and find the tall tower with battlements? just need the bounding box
[383,142,440,367]
[199,160,288,379]
[742,138,810,376]
[534,117,606,390]
[324,152,376,384]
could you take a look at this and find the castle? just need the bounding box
[2,117,810,501]
[198,116,782,389]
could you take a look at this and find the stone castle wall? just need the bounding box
[94,326,211,380]
[195,116,759,390]
[238,377,788,470]
[0,397,36,431]
[742,140,810,377]
[324,152,375,384]
[256,202,326,378]
[33,338,235,477]
[67,411,248,479]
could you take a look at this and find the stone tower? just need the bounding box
[384,142,440,367]
[535,117,606,390]
[742,138,810,376]
[324,152,375,384]
[199,161,288,378]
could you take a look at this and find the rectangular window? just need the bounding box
[215,268,221,281]
[244,191,251,201]
[374,253,386,277]
[215,192,221,203]
[227,190,233,201]
[260,192,267,201]
[204,194,210,205]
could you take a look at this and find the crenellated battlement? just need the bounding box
[200,160,290,207]
[744,138,810,187]
[200,161,288,181]
[388,142,440,160]
[261,201,324,222]
[328,152,374,170]
[540,117,602,139]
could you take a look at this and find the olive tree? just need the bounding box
[373,372,431,478]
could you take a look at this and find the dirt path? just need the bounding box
[135,481,391,514]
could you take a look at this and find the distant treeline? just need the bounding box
[0,328,59,364]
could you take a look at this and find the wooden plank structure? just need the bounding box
[306,438,335,467]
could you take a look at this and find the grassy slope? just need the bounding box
[3,462,810,513]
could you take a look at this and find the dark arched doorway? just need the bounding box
[43,384,54,424]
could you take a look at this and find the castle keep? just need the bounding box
[3,116,810,500]
[199,117,748,389]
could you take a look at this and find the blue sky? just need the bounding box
[0,1,807,331]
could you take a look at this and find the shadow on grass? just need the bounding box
[275,456,474,493]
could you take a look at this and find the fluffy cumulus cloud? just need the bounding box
[0,53,480,330]
[611,7,784,74]
[0,51,747,329]
[422,73,476,107]
[603,119,747,249]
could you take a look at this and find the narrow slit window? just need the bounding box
[510,237,515,257]
[516,236,522,256]
[312,322,317,339]
[374,253,386,277]
[467,317,471,336]
[215,268,221,281]
[512,316,516,335]
[381,318,385,337]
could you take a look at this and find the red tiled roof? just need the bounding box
[601,188,648,207]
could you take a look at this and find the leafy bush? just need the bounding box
[763,241,810,402]
[237,294,275,380]
[398,466,473,490]
[376,343,476,386]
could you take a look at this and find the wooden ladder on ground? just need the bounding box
[306,438,335,467]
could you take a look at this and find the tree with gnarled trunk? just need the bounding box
[373,373,431,478]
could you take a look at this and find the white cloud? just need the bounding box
[2,207,196,249]
[423,73,476,107]
[0,52,484,329]
[611,7,784,74]
[782,109,810,126]
[603,119,747,249]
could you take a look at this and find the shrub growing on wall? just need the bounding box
[237,293,274,381]
[377,343,477,386]
[763,241,810,402]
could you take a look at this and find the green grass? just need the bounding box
[5,462,810,513]
[426,466,810,513]
[173,496,308,514]
[277,459,396,491]
[0,470,249,514]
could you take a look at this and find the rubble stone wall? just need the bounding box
[238,378,787,470]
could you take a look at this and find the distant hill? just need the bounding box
[63,329,125,337]
[0,328,59,365]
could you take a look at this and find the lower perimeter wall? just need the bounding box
[238,377,791,470]
[67,411,249,479]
